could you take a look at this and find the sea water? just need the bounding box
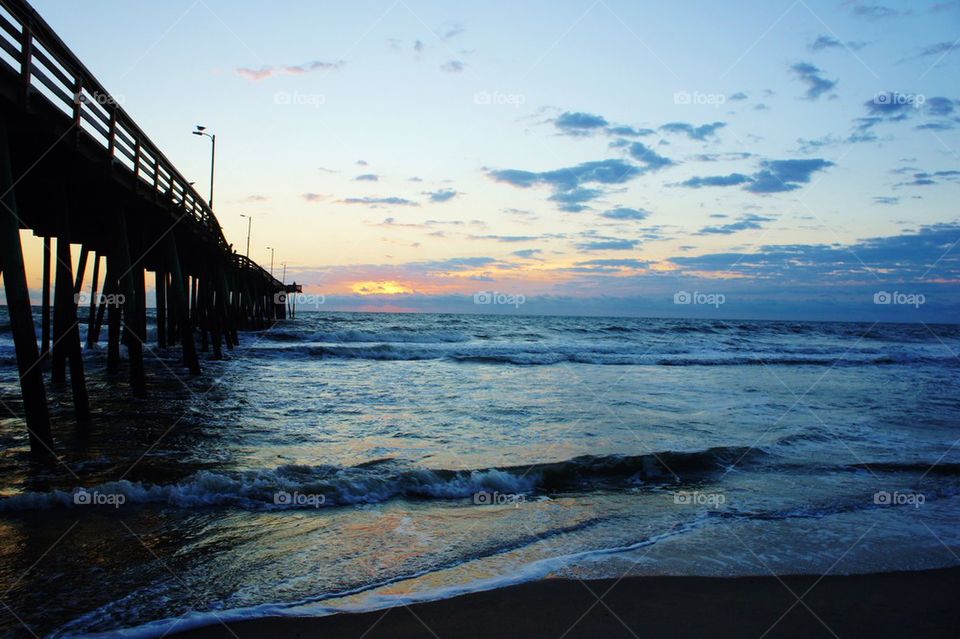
[0,311,958,636]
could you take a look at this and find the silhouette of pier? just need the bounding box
[0,0,300,457]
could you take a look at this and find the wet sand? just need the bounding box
[171,566,960,638]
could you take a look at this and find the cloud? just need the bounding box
[293,222,960,321]
[677,159,833,194]
[906,41,958,60]
[628,143,675,170]
[414,40,425,53]
[670,223,960,283]
[729,92,748,101]
[851,4,901,19]
[693,152,754,162]
[576,238,640,251]
[810,35,842,50]
[790,62,837,100]
[302,193,328,202]
[341,196,419,206]
[606,125,655,137]
[489,157,666,212]
[550,111,659,139]
[554,111,609,135]
[470,234,540,242]
[859,94,956,131]
[576,258,647,268]
[440,22,466,40]
[244,194,268,202]
[679,173,753,188]
[425,189,458,203]
[863,93,915,118]
[873,196,899,205]
[489,159,646,189]
[925,96,955,116]
[440,60,465,73]
[355,174,379,181]
[746,159,834,193]
[896,170,960,187]
[931,1,960,11]
[601,207,650,221]
[237,60,344,81]
[376,217,423,228]
[768,158,837,184]
[916,122,955,131]
[695,213,774,235]
[796,129,880,152]
[549,187,603,212]
[512,249,542,258]
[808,35,868,51]
[659,121,726,140]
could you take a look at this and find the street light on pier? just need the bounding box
[191,125,215,209]
[266,246,275,277]
[239,214,252,258]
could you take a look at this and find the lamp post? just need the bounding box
[192,125,215,209]
[281,263,286,285]
[239,214,252,258]
[266,246,275,277]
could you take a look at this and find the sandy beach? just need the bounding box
[171,567,960,638]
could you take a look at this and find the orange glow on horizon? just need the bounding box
[351,281,415,295]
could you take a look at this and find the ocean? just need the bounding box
[1,311,959,637]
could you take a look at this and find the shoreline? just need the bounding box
[169,566,960,638]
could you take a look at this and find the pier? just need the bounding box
[0,0,298,457]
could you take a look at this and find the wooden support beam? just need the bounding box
[0,119,54,457]
[190,275,199,327]
[163,232,200,375]
[218,267,237,348]
[40,236,50,359]
[113,210,146,396]
[209,267,223,360]
[155,270,166,348]
[51,230,90,424]
[105,269,120,373]
[72,245,88,297]
[133,264,147,346]
[167,272,178,347]
[198,276,209,353]
[85,252,100,348]
[50,237,67,383]
[93,265,112,349]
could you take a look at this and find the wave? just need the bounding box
[10,446,946,514]
[307,329,471,344]
[0,446,762,513]
[58,514,717,638]
[299,342,955,367]
[847,461,960,476]
[60,482,960,638]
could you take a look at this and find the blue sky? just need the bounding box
[12,0,960,320]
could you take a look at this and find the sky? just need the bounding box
[6,0,960,321]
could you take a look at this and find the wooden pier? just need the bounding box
[0,0,298,457]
